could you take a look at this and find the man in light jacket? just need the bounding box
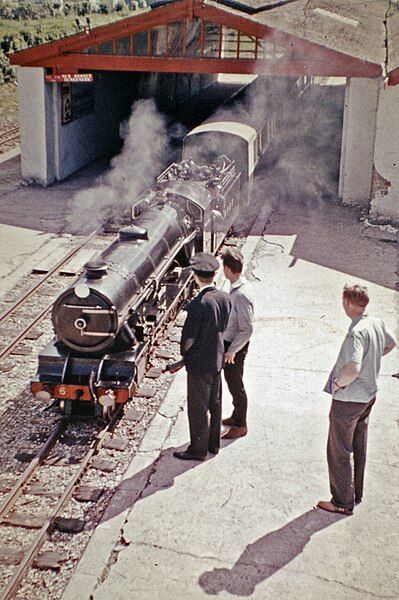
[221,248,254,439]
[317,284,396,515]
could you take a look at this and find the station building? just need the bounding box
[9,0,399,222]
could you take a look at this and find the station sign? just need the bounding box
[45,74,93,83]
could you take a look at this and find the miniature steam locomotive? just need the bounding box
[31,93,278,419]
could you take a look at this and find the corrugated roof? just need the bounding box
[209,0,399,73]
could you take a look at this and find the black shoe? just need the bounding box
[208,447,219,455]
[173,450,206,461]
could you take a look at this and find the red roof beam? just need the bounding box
[36,54,382,77]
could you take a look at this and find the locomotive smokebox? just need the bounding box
[52,285,119,354]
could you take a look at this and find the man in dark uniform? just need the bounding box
[173,253,231,461]
[206,179,226,215]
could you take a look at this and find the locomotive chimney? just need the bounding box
[118,225,149,242]
[84,260,108,279]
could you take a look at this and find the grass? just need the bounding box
[0,81,18,131]
[0,12,129,41]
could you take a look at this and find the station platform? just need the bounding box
[60,196,398,600]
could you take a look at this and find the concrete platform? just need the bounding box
[0,149,110,300]
[61,197,398,600]
[0,223,54,298]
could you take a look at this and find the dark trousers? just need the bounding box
[327,397,376,511]
[187,371,222,457]
[223,342,249,427]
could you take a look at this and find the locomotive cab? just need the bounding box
[183,121,257,207]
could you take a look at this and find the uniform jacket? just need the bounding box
[181,286,231,375]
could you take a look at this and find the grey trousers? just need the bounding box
[187,371,222,457]
[327,397,376,511]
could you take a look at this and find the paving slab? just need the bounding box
[62,197,398,600]
[0,224,55,299]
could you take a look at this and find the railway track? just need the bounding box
[0,408,122,600]
[0,127,20,151]
[0,231,111,363]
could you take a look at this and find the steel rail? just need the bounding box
[0,231,99,361]
[0,420,66,520]
[0,127,20,143]
[0,231,97,326]
[0,296,55,362]
[0,406,123,600]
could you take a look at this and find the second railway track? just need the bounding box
[0,128,20,152]
[0,231,114,363]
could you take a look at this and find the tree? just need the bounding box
[0,47,15,83]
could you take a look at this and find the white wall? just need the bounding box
[370,84,399,223]
[339,77,380,207]
[18,66,56,185]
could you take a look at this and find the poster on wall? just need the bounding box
[71,83,95,120]
[61,83,72,124]
[60,81,95,125]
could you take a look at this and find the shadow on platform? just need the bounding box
[198,508,345,596]
[100,447,344,598]
[100,442,234,526]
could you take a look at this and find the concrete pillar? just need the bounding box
[370,84,399,223]
[339,77,380,207]
[18,67,56,185]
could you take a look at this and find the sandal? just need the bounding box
[316,500,353,516]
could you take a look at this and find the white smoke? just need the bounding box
[67,99,170,233]
[207,76,346,230]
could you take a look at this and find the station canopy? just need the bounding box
[9,0,398,82]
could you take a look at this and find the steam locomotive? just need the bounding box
[31,88,279,419]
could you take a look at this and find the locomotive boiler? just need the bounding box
[53,202,194,355]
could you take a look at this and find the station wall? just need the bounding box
[18,67,56,185]
[18,68,216,186]
[338,77,399,224]
[338,77,379,207]
[370,84,399,223]
[18,67,137,185]
[55,72,131,181]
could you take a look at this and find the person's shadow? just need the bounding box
[198,509,346,596]
[100,444,213,525]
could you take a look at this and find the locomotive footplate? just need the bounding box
[31,340,137,406]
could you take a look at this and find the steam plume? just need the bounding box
[67,99,170,233]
